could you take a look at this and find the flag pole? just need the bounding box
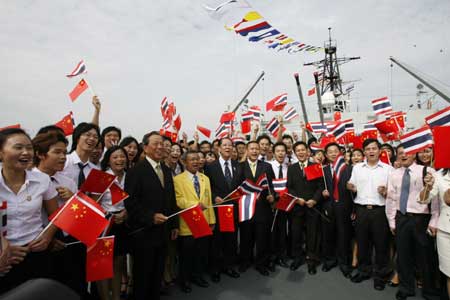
[166,204,198,219]
[83,59,97,97]
[271,209,279,232]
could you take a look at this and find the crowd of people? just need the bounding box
[0,98,449,300]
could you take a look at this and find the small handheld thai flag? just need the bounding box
[341,119,354,132]
[241,111,253,122]
[239,179,263,195]
[400,126,433,155]
[332,155,346,181]
[425,106,450,128]
[265,117,281,137]
[249,106,261,121]
[256,174,269,189]
[283,107,299,122]
[331,122,346,140]
[66,60,87,78]
[372,96,392,115]
[306,122,327,134]
[238,192,258,222]
[272,178,287,194]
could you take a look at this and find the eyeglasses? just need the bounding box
[81,133,99,140]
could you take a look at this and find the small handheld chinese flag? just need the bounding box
[86,236,114,282]
[196,125,211,138]
[52,192,109,246]
[80,169,116,194]
[69,79,89,102]
[109,182,129,206]
[304,164,324,181]
[379,150,391,165]
[276,193,296,212]
[180,205,212,238]
[55,112,75,136]
[217,205,235,232]
[432,126,450,169]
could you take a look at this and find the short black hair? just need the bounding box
[181,149,199,161]
[119,136,141,164]
[142,131,161,145]
[281,134,293,143]
[101,126,122,140]
[272,141,287,152]
[256,134,271,144]
[100,145,129,172]
[246,140,259,148]
[37,125,65,136]
[162,135,172,144]
[307,137,318,147]
[293,141,308,151]
[0,128,31,150]
[362,138,381,150]
[381,143,395,155]
[218,137,233,146]
[70,122,101,152]
[234,141,246,147]
[32,132,68,165]
[200,140,211,146]
[324,142,340,153]
[188,140,195,146]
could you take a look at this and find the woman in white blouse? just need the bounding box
[97,146,128,300]
[423,168,450,298]
[0,128,58,293]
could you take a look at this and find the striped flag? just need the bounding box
[306,122,327,134]
[400,126,433,155]
[239,179,263,195]
[266,93,288,112]
[341,119,354,132]
[272,178,287,194]
[241,111,253,122]
[265,117,281,137]
[160,97,169,118]
[215,123,229,139]
[283,107,299,121]
[256,174,269,189]
[425,106,450,128]
[331,155,347,201]
[66,60,87,78]
[371,96,392,115]
[330,122,346,140]
[231,136,246,144]
[249,106,262,121]
[238,192,258,222]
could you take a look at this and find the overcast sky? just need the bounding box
[1,0,450,139]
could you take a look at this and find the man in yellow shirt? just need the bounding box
[174,150,215,293]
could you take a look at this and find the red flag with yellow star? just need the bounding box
[180,205,212,238]
[86,236,114,282]
[55,112,75,136]
[52,192,109,246]
[109,182,129,206]
[217,205,235,232]
[80,169,116,195]
[69,79,89,102]
[379,150,391,165]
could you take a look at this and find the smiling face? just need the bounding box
[417,147,433,165]
[144,134,164,162]
[219,138,233,160]
[104,130,120,149]
[274,145,286,163]
[258,138,270,155]
[162,140,172,159]
[184,152,200,174]
[247,142,260,162]
[124,141,139,162]
[109,149,127,173]
[77,129,99,154]
[351,150,364,164]
[325,145,340,163]
[294,143,309,163]
[0,134,34,172]
[169,144,182,164]
[39,141,67,172]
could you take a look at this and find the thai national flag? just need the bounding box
[162,118,171,130]
[231,136,246,144]
[341,119,354,132]
[66,60,87,78]
[325,122,337,132]
[256,174,269,189]
[306,122,327,134]
[241,111,253,122]
[249,106,262,121]
[332,155,346,180]
[239,179,263,195]
[265,117,281,137]
[425,106,450,128]
[238,192,258,222]
[283,107,299,121]
[215,123,228,139]
[364,122,376,130]
[331,122,346,140]
[272,178,287,194]
[160,97,169,117]
[371,96,392,115]
[400,126,433,155]
[266,93,288,112]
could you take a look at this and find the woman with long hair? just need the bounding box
[119,136,140,169]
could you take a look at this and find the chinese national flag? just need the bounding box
[109,182,129,206]
[353,135,363,149]
[375,118,399,134]
[240,120,251,135]
[173,114,182,131]
[432,126,450,169]
[379,150,391,165]
[319,135,337,149]
[226,188,244,200]
[361,129,378,141]
[276,193,296,212]
[304,164,324,181]
[217,205,235,232]
[196,125,211,138]
[307,87,316,96]
[180,205,212,238]
[220,112,235,124]
[52,192,109,246]
[55,112,75,136]
[380,132,399,142]
[86,236,114,282]
[69,79,89,102]
[80,169,116,194]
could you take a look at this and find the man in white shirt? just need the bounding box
[347,139,393,290]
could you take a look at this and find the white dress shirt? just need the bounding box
[60,151,99,187]
[0,168,58,246]
[284,152,298,165]
[427,169,450,233]
[348,161,393,206]
[270,160,288,179]
[101,168,126,213]
[219,156,233,177]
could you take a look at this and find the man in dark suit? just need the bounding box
[205,137,241,283]
[125,131,179,300]
[238,141,275,276]
[287,141,324,275]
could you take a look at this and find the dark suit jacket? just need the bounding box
[287,161,324,215]
[124,158,178,248]
[204,159,240,200]
[237,160,275,223]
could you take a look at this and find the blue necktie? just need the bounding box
[224,161,232,186]
[399,168,410,214]
[193,175,200,198]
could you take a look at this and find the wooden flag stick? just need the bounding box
[271,209,279,232]
[166,204,198,219]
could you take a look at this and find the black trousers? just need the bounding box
[179,235,209,282]
[132,243,166,300]
[209,224,238,273]
[395,212,436,295]
[239,220,271,267]
[0,250,53,294]
[321,199,353,267]
[354,205,390,279]
[290,208,321,263]
[271,210,288,261]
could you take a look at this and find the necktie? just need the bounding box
[399,168,411,214]
[278,164,283,179]
[288,155,292,165]
[261,156,265,162]
[250,162,256,177]
[155,163,165,188]
[193,174,200,198]
[224,161,232,186]
[300,162,305,177]
[77,162,87,188]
